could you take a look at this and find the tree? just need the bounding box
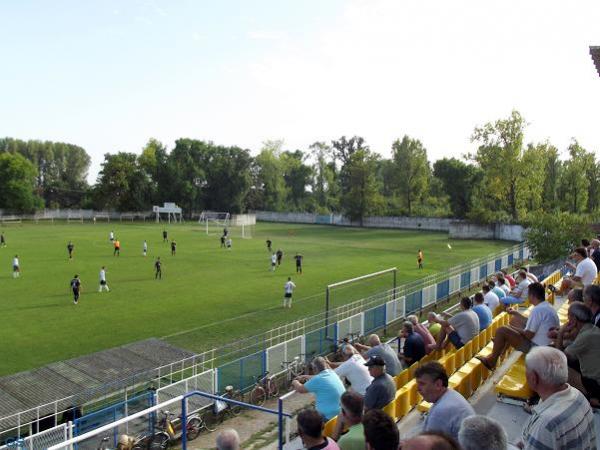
[541,144,561,210]
[433,158,481,218]
[309,142,338,213]
[559,140,593,214]
[166,139,206,214]
[340,149,383,224]
[331,136,368,167]
[470,110,533,222]
[391,136,430,215]
[253,140,287,211]
[281,150,313,210]
[525,212,591,263]
[0,152,43,212]
[0,138,90,207]
[200,144,253,213]
[94,152,153,211]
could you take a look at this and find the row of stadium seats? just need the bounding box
[494,298,569,400]
[323,270,561,437]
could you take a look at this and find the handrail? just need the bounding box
[180,390,292,450]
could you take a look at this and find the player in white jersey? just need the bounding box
[143,240,148,256]
[270,253,277,272]
[109,231,114,241]
[98,266,110,292]
[12,255,20,278]
[283,277,296,308]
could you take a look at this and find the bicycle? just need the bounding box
[149,410,210,449]
[212,385,244,424]
[281,351,314,385]
[250,371,279,406]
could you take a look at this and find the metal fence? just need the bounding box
[0,242,529,445]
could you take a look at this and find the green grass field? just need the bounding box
[0,222,511,376]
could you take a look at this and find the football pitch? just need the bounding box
[0,222,511,376]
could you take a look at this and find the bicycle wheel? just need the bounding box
[250,386,266,406]
[185,417,203,441]
[201,410,218,432]
[268,378,279,398]
[230,391,243,415]
[149,432,170,450]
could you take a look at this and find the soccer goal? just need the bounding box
[199,211,230,235]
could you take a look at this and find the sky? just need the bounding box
[1,0,599,184]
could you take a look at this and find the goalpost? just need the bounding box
[325,267,398,338]
[199,211,230,235]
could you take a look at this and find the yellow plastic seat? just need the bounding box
[405,379,422,406]
[394,368,410,389]
[416,400,431,413]
[463,340,473,361]
[323,416,337,437]
[383,399,396,420]
[396,386,412,418]
[454,346,465,368]
[495,354,534,399]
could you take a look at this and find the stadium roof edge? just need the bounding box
[591,46,600,77]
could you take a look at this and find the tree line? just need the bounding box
[1,110,598,225]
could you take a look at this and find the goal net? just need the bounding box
[199,211,230,235]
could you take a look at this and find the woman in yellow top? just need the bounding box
[418,249,424,269]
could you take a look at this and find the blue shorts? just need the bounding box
[448,330,464,349]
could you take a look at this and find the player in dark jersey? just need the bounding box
[276,249,283,266]
[266,239,272,252]
[162,230,168,242]
[223,228,228,237]
[67,241,74,259]
[170,240,176,256]
[155,257,162,279]
[220,235,226,248]
[294,253,303,274]
[70,274,81,304]
[0,232,6,247]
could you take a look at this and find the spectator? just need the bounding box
[472,293,492,331]
[430,297,479,350]
[482,284,500,313]
[561,302,600,407]
[362,409,399,450]
[583,285,600,327]
[562,247,598,291]
[458,415,507,450]
[401,432,461,450]
[567,288,584,304]
[416,362,475,440]
[331,392,365,450]
[547,292,582,344]
[297,409,340,450]
[363,356,396,410]
[500,269,516,288]
[519,347,596,450]
[477,282,559,371]
[292,357,346,420]
[216,429,240,450]
[522,267,538,283]
[326,344,373,396]
[503,270,531,306]
[490,281,506,300]
[407,314,436,353]
[427,312,442,340]
[497,275,511,296]
[590,239,600,271]
[399,321,426,366]
[355,334,402,376]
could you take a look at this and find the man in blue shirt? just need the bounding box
[472,293,492,331]
[292,357,346,420]
[399,321,426,366]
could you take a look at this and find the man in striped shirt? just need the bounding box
[519,346,595,450]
